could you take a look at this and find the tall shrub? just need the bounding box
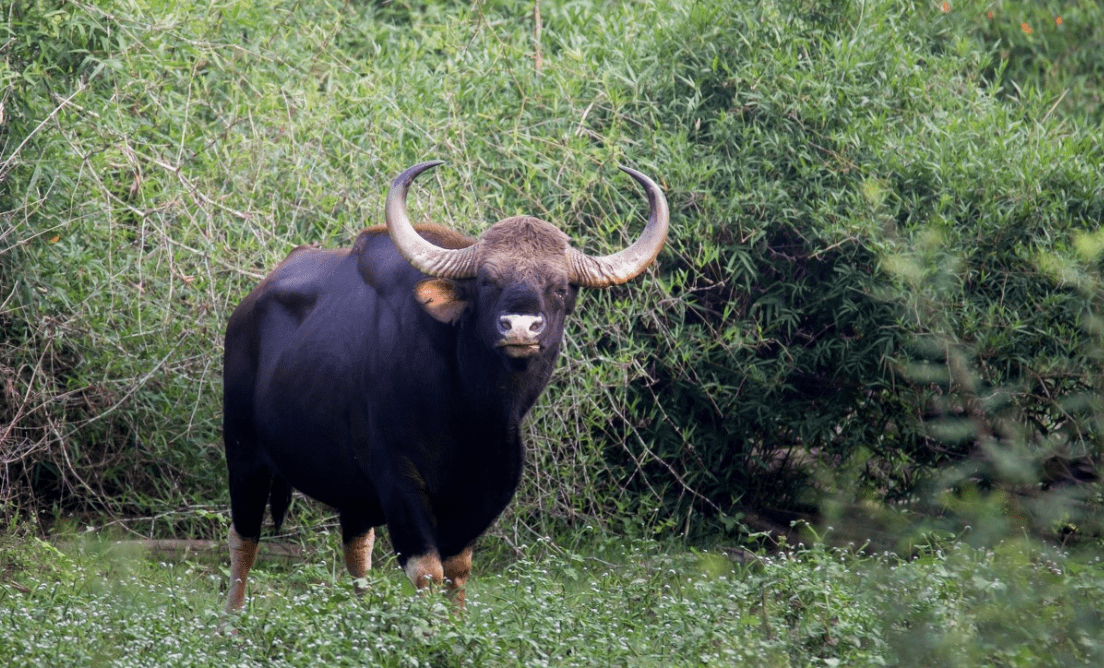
[2,0,1101,543]
[587,0,1104,539]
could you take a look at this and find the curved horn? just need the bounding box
[385,160,480,279]
[567,166,670,288]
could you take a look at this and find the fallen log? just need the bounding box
[53,539,302,562]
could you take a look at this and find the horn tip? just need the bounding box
[393,160,446,191]
[617,164,661,190]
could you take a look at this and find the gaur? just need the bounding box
[221,161,668,610]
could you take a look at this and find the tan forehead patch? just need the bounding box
[478,216,571,277]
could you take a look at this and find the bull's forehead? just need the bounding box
[477,216,571,281]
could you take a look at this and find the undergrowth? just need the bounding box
[1,528,1102,667]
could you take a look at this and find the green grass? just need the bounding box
[2,527,1103,667]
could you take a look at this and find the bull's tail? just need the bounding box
[269,474,292,533]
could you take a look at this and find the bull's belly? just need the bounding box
[260,435,518,551]
[257,428,381,512]
[253,381,522,554]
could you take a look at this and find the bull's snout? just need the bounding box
[496,314,544,358]
[498,314,545,336]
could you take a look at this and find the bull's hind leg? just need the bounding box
[339,513,376,592]
[226,523,259,612]
[225,465,271,612]
[344,529,376,581]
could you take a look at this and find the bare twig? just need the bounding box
[1041,88,1069,124]
[0,83,87,183]
[0,340,51,465]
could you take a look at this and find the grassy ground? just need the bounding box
[2,526,1103,667]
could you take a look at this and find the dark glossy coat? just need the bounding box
[223,223,576,585]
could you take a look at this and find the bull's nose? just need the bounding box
[498,314,545,337]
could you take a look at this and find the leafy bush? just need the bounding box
[571,0,1104,538]
[2,0,1102,544]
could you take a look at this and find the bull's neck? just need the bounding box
[455,333,558,426]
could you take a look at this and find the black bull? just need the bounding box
[222,161,669,610]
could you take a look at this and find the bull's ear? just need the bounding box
[414,279,469,324]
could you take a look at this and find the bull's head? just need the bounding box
[385,161,669,362]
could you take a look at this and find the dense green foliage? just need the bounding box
[4,3,1102,664]
[2,0,1102,545]
[2,527,1102,667]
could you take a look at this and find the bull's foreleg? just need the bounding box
[403,551,445,590]
[226,524,258,612]
[384,483,447,593]
[401,547,471,607]
[443,547,473,607]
